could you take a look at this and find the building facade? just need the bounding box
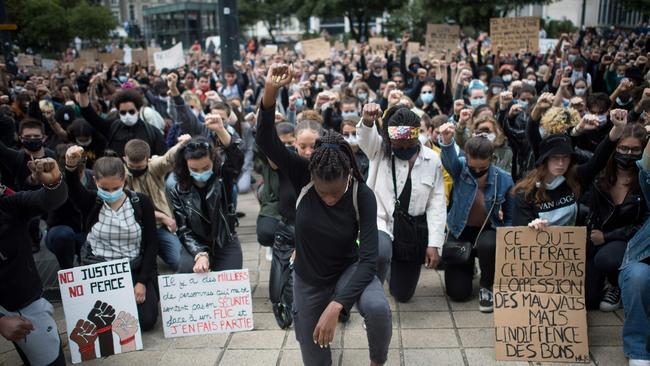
[142,2,219,49]
[510,0,646,28]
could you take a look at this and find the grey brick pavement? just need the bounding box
[0,193,628,366]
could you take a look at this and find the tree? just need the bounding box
[239,0,295,43]
[7,0,71,52]
[67,0,117,45]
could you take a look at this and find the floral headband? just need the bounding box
[387,126,419,140]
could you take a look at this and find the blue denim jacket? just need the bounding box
[440,139,515,238]
[620,161,650,269]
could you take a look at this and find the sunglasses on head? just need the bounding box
[186,141,211,151]
[119,109,138,116]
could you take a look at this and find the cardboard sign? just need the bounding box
[17,54,34,67]
[261,45,278,56]
[158,269,254,338]
[368,37,388,51]
[58,259,143,364]
[539,38,559,54]
[41,58,58,71]
[79,49,98,62]
[131,49,148,64]
[301,37,330,61]
[147,47,161,66]
[425,24,460,56]
[347,40,357,52]
[154,42,185,70]
[494,226,589,363]
[490,16,540,53]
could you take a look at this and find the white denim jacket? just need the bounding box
[357,121,447,248]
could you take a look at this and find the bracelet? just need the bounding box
[79,344,95,354]
[120,335,135,345]
[42,173,63,190]
[194,252,209,262]
[96,324,112,334]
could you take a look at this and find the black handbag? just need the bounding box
[441,171,498,265]
[391,157,428,263]
[269,220,295,329]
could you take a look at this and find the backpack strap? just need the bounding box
[295,180,359,224]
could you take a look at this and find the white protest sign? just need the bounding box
[539,38,559,54]
[205,36,221,51]
[123,45,132,65]
[158,269,254,338]
[153,42,185,70]
[58,259,142,364]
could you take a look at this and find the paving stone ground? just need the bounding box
[0,193,628,366]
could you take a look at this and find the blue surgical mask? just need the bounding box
[295,98,304,108]
[97,187,124,203]
[502,74,512,83]
[616,96,631,106]
[470,98,486,108]
[118,76,128,83]
[190,169,213,182]
[596,114,608,125]
[357,92,368,101]
[516,99,529,109]
[341,111,359,120]
[421,93,434,104]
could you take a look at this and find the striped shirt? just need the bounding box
[87,198,142,260]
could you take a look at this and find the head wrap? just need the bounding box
[388,126,419,140]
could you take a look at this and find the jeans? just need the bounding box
[257,215,280,247]
[585,240,627,309]
[293,264,392,365]
[376,230,393,284]
[45,225,87,269]
[177,236,243,273]
[156,227,182,271]
[618,262,650,360]
[619,261,650,360]
[237,147,254,194]
[444,227,496,302]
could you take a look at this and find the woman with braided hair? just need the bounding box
[357,102,446,303]
[256,63,392,366]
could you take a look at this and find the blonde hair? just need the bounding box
[471,114,505,146]
[182,91,202,110]
[39,100,54,112]
[541,107,580,135]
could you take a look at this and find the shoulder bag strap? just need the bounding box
[472,171,499,249]
[295,181,314,209]
[352,179,359,223]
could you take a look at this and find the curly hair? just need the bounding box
[308,130,363,182]
[112,89,143,110]
[540,107,580,135]
[380,105,421,156]
[173,136,221,191]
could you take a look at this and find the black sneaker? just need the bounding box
[479,287,493,313]
[599,286,621,312]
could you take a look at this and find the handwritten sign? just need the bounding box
[494,226,589,363]
[539,38,559,54]
[490,17,540,53]
[425,24,460,57]
[79,49,98,63]
[158,269,254,338]
[368,37,388,51]
[154,42,185,70]
[301,38,330,61]
[261,45,278,56]
[58,259,142,364]
[17,54,34,68]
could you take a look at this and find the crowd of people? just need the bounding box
[0,25,649,366]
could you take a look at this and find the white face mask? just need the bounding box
[120,113,139,126]
[344,134,359,146]
[574,88,587,96]
[418,134,429,145]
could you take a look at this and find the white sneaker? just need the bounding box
[265,247,273,262]
[629,359,650,366]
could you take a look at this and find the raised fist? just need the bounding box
[610,108,628,127]
[76,73,91,93]
[266,63,293,89]
[70,319,97,361]
[27,158,61,186]
[205,113,225,132]
[439,122,455,145]
[87,300,116,330]
[361,103,381,125]
[65,145,84,168]
[112,311,138,341]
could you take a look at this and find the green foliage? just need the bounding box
[7,0,116,52]
[239,0,296,42]
[542,19,578,38]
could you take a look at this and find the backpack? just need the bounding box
[295,179,360,223]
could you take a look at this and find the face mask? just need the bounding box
[344,134,359,146]
[190,168,213,182]
[470,98,486,108]
[596,114,608,125]
[546,175,566,190]
[616,96,631,106]
[295,98,304,108]
[421,93,434,104]
[21,138,43,152]
[118,76,128,83]
[538,126,546,138]
[120,113,139,126]
[191,108,200,118]
[418,134,429,145]
[525,79,536,86]
[572,71,583,79]
[562,98,570,108]
[517,100,529,109]
[357,92,368,101]
[491,87,503,95]
[502,74,512,82]
[614,152,641,170]
[574,88,587,96]
[341,111,359,120]
[475,132,497,143]
[128,166,148,177]
[469,167,489,179]
[393,145,419,161]
[76,138,92,147]
[568,54,577,63]
[373,71,382,78]
[97,187,124,203]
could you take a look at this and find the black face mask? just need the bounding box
[128,166,148,177]
[469,167,489,179]
[614,152,641,170]
[393,145,419,161]
[22,138,43,152]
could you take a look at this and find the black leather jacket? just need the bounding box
[586,179,649,243]
[168,143,244,257]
